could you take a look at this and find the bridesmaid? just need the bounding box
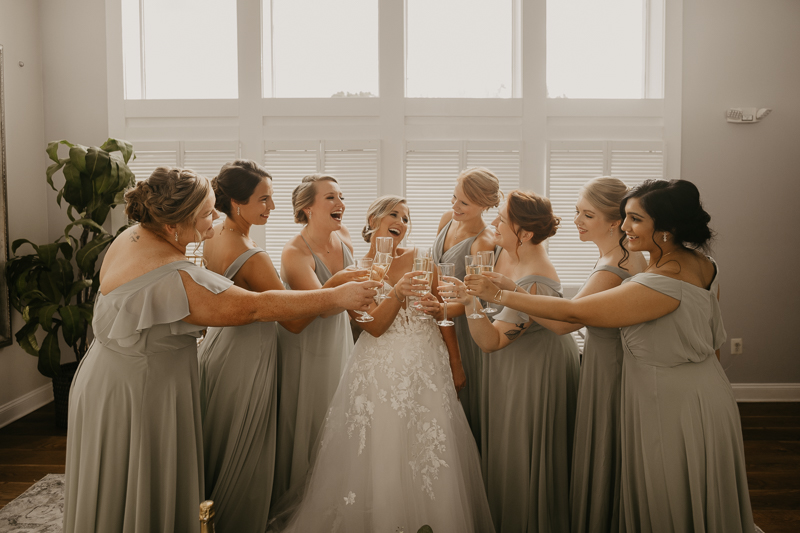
[432,167,500,451]
[62,168,378,533]
[273,174,359,504]
[444,190,580,533]
[197,162,366,532]
[463,179,754,533]
[527,177,646,532]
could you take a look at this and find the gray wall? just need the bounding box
[681,0,800,383]
[0,0,53,418]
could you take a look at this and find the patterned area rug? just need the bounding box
[0,474,63,532]
[0,474,767,533]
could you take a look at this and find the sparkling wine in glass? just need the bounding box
[375,238,394,300]
[354,257,375,323]
[464,255,484,319]
[478,250,498,314]
[437,263,455,326]
[412,255,434,320]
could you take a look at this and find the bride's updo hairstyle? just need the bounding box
[125,167,211,235]
[292,173,338,224]
[580,176,630,222]
[457,167,503,210]
[362,195,409,243]
[506,190,560,254]
[211,160,272,217]
[619,179,714,253]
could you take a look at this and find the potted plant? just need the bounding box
[5,138,136,428]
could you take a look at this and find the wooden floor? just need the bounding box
[1,402,798,531]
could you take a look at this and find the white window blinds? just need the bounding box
[263,141,378,273]
[546,141,664,287]
[405,142,521,248]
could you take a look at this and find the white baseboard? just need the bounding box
[0,384,54,429]
[732,383,800,402]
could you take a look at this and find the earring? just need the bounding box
[237,206,241,216]
[662,232,668,243]
[308,210,312,218]
[174,232,178,242]
[609,227,614,236]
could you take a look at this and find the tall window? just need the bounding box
[121,0,238,99]
[547,0,663,99]
[406,0,514,98]
[262,0,379,97]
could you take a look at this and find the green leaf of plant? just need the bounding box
[15,321,39,357]
[53,258,75,296]
[11,238,39,255]
[68,144,89,172]
[45,160,66,191]
[91,204,111,227]
[38,329,62,378]
[417,527,434,533]
[65,218,108,238]
[46,140,73,163]
[58,241,74,261]
[38,304,60,333]
[76,234,112,273]
[37,243,60,268]
[58,306,84,347]
[62,164,91,211]
[66,279,92,303]
[37,270,62,304]
[100,138,134,164]
[84,147,111,181]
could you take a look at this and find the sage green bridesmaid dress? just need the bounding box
[198,248,278,533]
[619,261,754,533]
[481,275,580,533]
[63,261,233,533]
[271,237,354,505]
[432,219,488,452]
[570,264,631,533]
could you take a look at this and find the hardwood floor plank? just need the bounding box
[738,402,800,417]
[0,465,64,483]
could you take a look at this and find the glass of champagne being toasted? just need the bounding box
[477,249,498,314]
[464,255,484,319]
[412,247,434,320]
[375,237,394,300]
[436,262,455,326]
[350,257,376,323]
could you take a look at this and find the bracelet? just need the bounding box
[494,289,503,303]
[394,289,406,304]
[513,285,520,293]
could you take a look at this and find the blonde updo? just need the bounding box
[292,174,338,224]
[579,176,629,222]
[362,195,409,243]
[457,167,502,209]
[506,190,560,247]
[125,167,211,235]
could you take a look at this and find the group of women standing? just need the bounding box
[61,159,755,533]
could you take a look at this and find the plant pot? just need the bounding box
[52,361,79,430]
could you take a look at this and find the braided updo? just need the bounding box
[125,167,211,235]
[620,179,714,252]
[457,167,503,209]
[505,190,560,251]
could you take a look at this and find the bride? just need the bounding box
[270,195,495,533]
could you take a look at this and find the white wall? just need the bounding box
[0,0,54,425]
[681,0,800,388]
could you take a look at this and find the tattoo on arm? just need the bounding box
[129,230,140,243]
[504,322,528,341]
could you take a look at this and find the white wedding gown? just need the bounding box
[272,289,495,533]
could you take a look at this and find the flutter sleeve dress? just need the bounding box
[272,239,355,505]
[570,264,631,533]
[198,248,278,533]
[63,261,233,533]
[619,261,754,533]
[481,275,581,533]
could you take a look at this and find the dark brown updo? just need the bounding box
[211,160,272,217]
[125,167,211,235]
[506,190,560,247]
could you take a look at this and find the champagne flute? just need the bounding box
[477,250,498,314]
[354,257,375,323]
[437,263,455,326]
[464,255,484,319]
[412,248,434,320]
[373,252,393,300]
[375,237,393,300]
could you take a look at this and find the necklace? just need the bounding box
[646,249,678,272]
[222,223,250,241]
[598,244,620,260]
[303,228,334,254]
